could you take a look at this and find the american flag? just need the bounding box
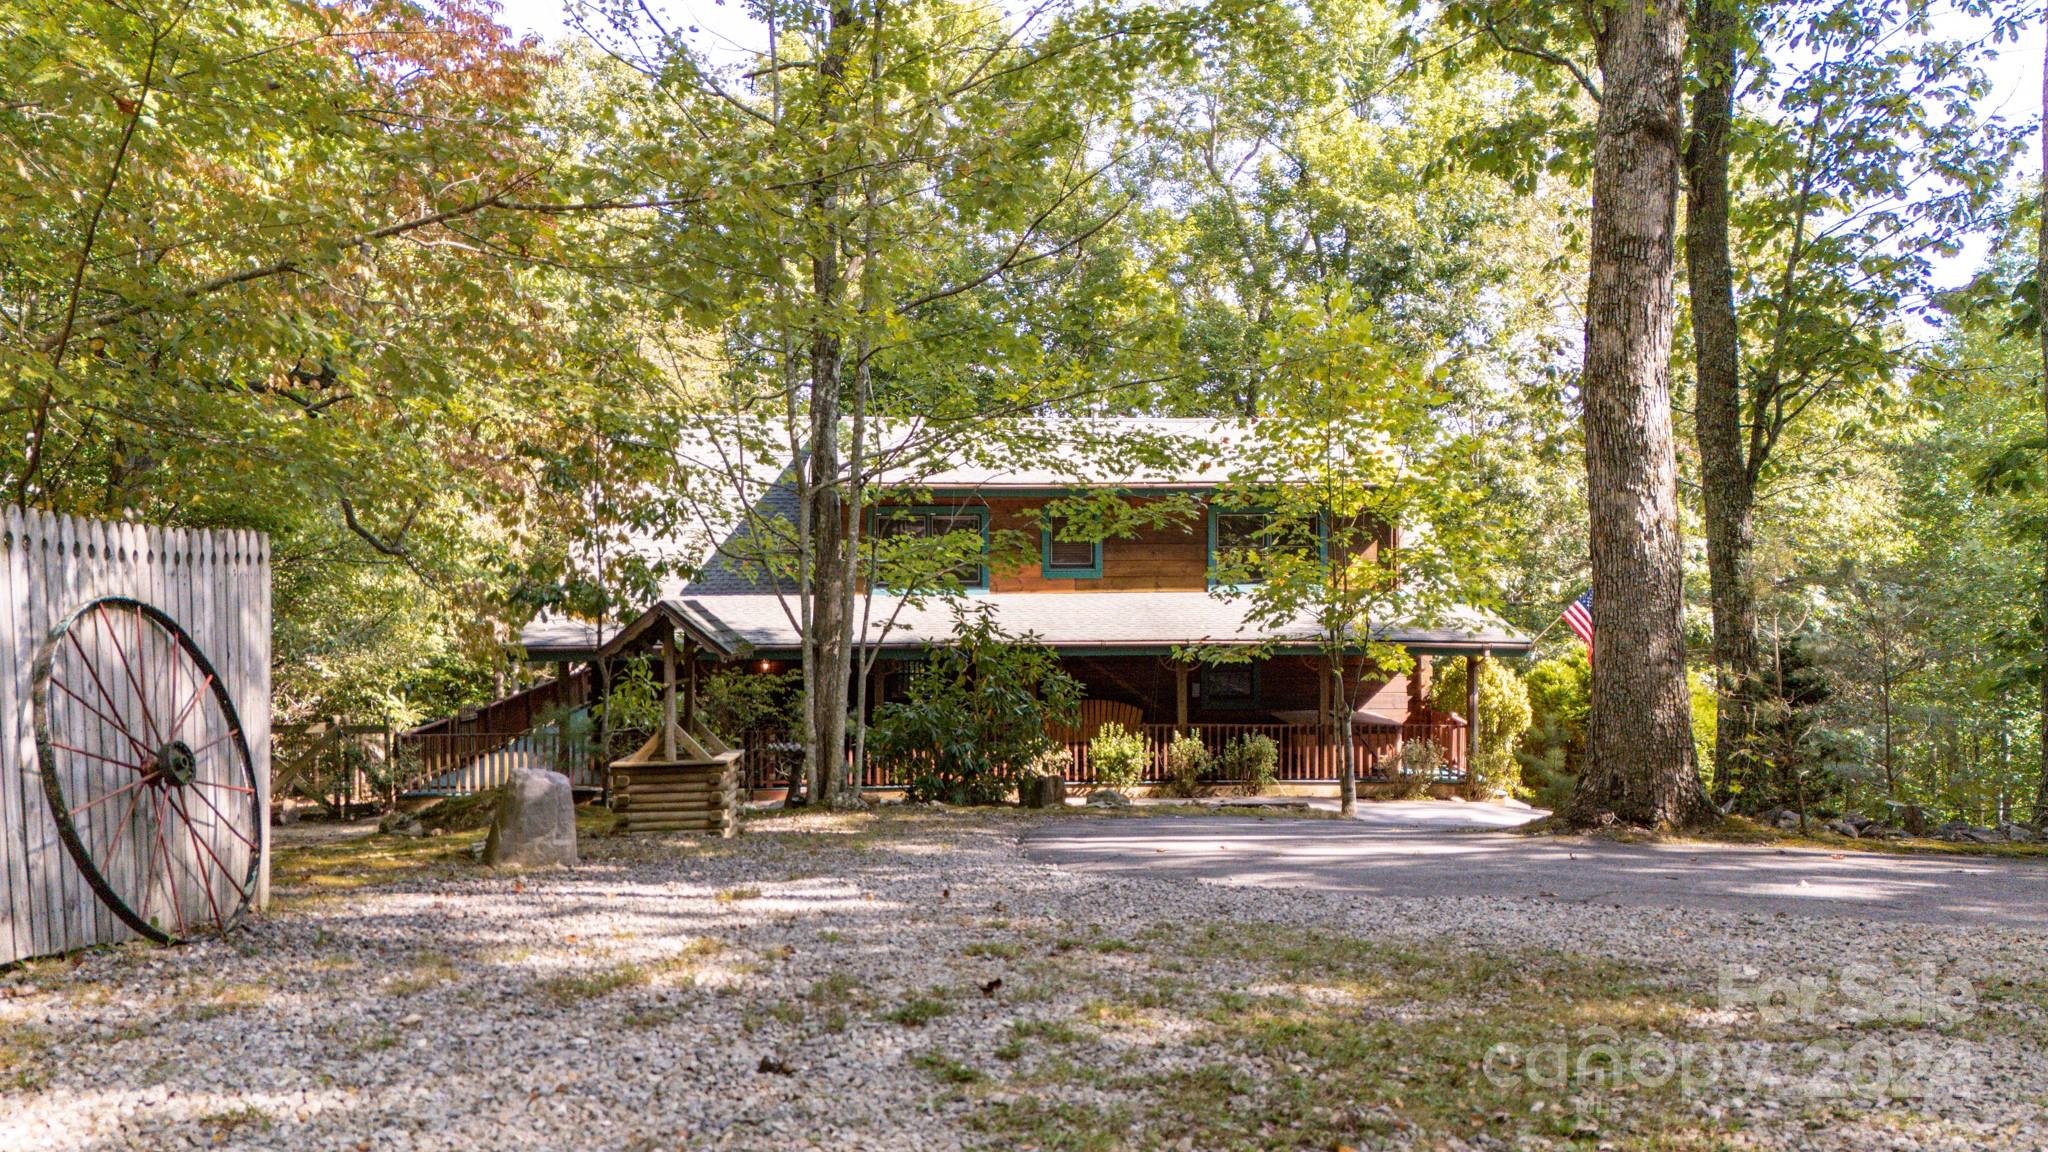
[1562,591,1594,651]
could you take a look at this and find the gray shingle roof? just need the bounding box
[521,591,1530,658]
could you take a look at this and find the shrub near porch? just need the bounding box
[868,606,1081,804]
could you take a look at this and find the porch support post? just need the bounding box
[1173,664,1190,734]
[1465,650,1484,787]
[598,656,614,803]
[683,637,699,733]
[662,626,678,761]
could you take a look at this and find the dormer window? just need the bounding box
[1041,516,1102,579]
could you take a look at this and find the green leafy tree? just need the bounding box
[1518,649,1590,808]
[1429,657,1533,798]
[870,604,1082,805]
[1205,302,1487,815]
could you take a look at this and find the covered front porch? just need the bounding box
[527,592,1528,799]
[738,648,1483,794]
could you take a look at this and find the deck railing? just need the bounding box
[394,729,606,797]
[740,720,1466,793]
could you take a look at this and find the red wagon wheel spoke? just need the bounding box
[148,792,188,939]
[165,670,213,746]
[101,782,150,880]
[44,740,151,774]
[52,646,155,764]
[165,791,231,931]
[33,596,261,945]
[181,780,260,853]
[67,774,158,818]
[113,604,165,749]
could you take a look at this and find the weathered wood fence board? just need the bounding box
[0,508,270,966]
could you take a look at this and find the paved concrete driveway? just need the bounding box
[1025,812,2048,930]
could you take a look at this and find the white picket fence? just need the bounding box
[0,508,271,965]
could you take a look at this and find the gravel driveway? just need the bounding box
[1025,813,2048,930]
[3,808,2043,1152]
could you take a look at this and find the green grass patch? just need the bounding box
[0,1020,49,1090]
[383,952,461,996]
[967,1097,1132,1152]
[884,994,952,1027]
[971,923,1749,1151]
[910,1048,984,1084]
[198,1105,272,1137]
[536,963,647,1005]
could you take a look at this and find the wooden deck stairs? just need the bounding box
[609,718,743,836]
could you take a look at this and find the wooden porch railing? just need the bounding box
[394,729,605,797]
[739,720,1466,793]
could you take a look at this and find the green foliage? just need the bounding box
[1214,733,1279,796]
[1162,730,1215,798]
[870,606,1082,805]
[1399,740,1446,779]
[1517,651,1589,801]
[1087,723,1151,792]
[1689,671,1718,792]
[1202,304,1496,809]
[701,669,804,741]
[1429,659,1534,798]
[596,658,663,735]
[0,0,690,722]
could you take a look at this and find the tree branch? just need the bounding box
[1484,17,1601,103]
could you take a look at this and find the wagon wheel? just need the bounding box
[31,596,260,944]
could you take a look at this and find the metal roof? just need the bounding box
[522,591,1530,660]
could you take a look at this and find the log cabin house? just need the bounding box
[517,418,1531,795]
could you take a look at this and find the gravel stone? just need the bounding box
[1,809,2041,1152]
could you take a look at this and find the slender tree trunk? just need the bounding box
[804,1,857,808]
[1334,657,1356,817]
[1683,0,1759,809]
[1569,0,1713,829]
[2035,24,2048,828]
[1880,640,1897,803]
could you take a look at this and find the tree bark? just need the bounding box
[1682,0,1759,809]
[803,1,858,809]
[1569,0,1713,828]
[2036,23,2048,829]
[1334,659,1356,816]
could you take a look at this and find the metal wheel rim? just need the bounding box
[31,596,260,944]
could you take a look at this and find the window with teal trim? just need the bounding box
[1207,507,1325,587]
[873,506,988,589]
[1041,516,1102,579]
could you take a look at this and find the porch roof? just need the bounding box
[522,591,1531,660]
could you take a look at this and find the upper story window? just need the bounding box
[1041,516,1102,579]
[1207,507,1323,587]
[872,506,988,590]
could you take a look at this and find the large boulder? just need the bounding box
[483,768,579,868]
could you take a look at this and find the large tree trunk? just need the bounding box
[2036,25,2048,828]
[1569,0,1713,828]
[1682,0,1759,808]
